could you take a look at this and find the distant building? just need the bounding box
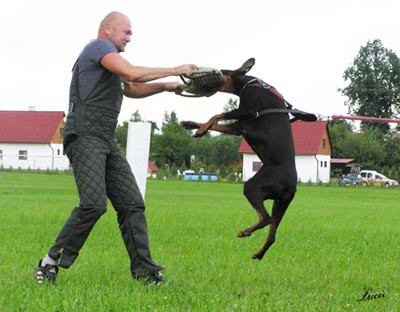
[147,160,159,178]
[331,158,355,175]
[0,111,69,170]
[238,121,332,183]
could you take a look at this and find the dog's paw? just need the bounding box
[251,252,265,260]
[193,129,207,137]
[180,121,199,130]
[237,230,252,238]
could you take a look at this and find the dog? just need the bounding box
[181,58,314,260]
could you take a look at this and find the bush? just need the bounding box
[226,172,237,182]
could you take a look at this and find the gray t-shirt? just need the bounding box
[75,39,118,102]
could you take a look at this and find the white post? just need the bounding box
[126,122,151,199]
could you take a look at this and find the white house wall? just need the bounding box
[242,153,331,183]
[295,155,318,183]
[0,143,70,170]
[242,153,260,181]
[315,154,331,183]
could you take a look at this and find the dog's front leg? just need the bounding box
[180,120,202,130]
[193,114,225,137]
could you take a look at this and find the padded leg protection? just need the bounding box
[48,205,106,268]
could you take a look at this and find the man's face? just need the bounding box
[108,17,132,52]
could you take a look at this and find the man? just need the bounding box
[34,11,197,285]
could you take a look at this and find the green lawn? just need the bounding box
[0,171,399,311]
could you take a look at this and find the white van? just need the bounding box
[359,170,399,187]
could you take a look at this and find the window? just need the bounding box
[322,138,326,149]
[252,161,262,172]
[0,150,2,160]
[324,161,327,168]
[59,128,64,137]
[57,149,61,156]
[19,150,28,160]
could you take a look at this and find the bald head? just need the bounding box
[98,11,132,52]
[99,12,129,31]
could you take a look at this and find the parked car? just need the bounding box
[342,173,362,186]
[359,170,399,187]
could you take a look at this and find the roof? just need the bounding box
[331,158,354,164]
[148,160,159,172]
[0,111,65,143]
[238,121,329,155]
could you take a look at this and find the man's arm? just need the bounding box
[101,52,196,83]
[124,81,180,98]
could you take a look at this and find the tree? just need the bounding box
[115,110,158,153]
[340,39,400,133]
[328,119,353,158]
[340,128,384,170]
[130,109,143,122]
[222,98,239,124]
[209,135,242,167]
[383,135,400,168]
[115,121,129,153]
[151,111,192,168]
[223,98,239,113]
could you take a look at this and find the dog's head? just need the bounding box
[221,58,255,95]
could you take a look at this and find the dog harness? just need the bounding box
[241,77,317,123]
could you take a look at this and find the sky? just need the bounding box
[1,0,400,128]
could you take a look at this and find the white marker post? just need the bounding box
[126,122,151,199]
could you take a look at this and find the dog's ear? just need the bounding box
[237,58,255,75]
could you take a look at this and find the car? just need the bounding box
[359,170,399,187]
[342,173,362,186]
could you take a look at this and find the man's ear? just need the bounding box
[104,23,112,36]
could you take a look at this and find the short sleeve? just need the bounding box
[84,39,118,64]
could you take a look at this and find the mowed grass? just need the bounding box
[0,171,399,311]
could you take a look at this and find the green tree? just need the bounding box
[209,135,242,167]
[223,98,239,112]
[130,109,143,122]
[328,119,353,158]
[115,110,158,153]
[115,121,129,153]
[340,39,400,133]
[340,128,384,169]
[151,111,192,168]
[383,135,400,167]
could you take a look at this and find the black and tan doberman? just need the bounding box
[181,58,316,260]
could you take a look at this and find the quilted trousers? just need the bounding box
[48,135,163,276]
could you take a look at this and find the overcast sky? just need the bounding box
[1,0,399,128]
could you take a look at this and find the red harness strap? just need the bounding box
[246,82,292,108]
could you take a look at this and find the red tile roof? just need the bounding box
[238,121,328,155]
[148,160,159,172]
[331,158,353,164]
[0,111,65,143]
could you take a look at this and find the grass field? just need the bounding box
[0,171,399,311]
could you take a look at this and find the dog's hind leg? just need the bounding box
[251,192,295,260]
[237,176,274,238]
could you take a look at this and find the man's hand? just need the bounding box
[162,81,182,93]
[174,64,198,76]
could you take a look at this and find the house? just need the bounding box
[0,111,70,170]
[147,160,159,178]
[330,158,355,175]
[238,121,332,183]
